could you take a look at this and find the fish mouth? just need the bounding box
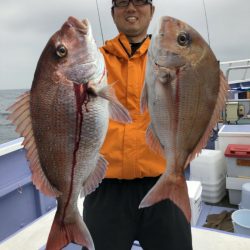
[64,16,89,34]
[155,53,185,69]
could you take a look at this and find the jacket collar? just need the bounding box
[102,33,150,59]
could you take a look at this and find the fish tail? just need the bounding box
[45,211,95,250]
[139,173,191,223]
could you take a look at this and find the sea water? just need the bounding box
[0,89,27,144]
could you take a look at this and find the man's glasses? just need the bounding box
[113,0,152,8]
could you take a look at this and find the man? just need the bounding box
[83,0,193,249]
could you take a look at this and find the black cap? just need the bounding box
[112,0,153,3]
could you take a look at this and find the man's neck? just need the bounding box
[126,34,148,43]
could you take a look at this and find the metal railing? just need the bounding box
[220,59,250,124]
[220,59,250,85]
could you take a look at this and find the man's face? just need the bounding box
[112,1,155,41]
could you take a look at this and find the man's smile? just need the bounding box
[125,16,138,23]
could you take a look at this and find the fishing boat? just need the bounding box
[0,60,250,249]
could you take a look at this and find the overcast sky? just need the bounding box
[0,0,249,90]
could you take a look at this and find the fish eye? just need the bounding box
[177,32,191,46]
[56,45,67,57]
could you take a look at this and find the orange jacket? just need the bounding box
[100,33,166,179]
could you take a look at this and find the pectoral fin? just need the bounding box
[96,84,132,124]
[146,124,165,158]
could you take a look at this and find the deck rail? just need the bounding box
[220,59,250,86]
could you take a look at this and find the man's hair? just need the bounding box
[112,0,153,4]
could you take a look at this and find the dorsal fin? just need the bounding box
[185,71,229,166]
[7,91,61,197]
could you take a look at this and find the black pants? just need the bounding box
[83,177,193,250]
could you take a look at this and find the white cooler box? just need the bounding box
[224,144,250,177]
[217,125,250,154]
[226,176,250,205]
[187,180,202,226]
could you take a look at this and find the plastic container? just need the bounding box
[239,182,250,209]
[224,144,250,177]
[202,177,225,192]
[187,181,202,226]
[226,176,250,205]
[202,177,226,203]
[190,149,227,185]
[232,209,250,236]
[190,149,227,203]
[217,125,250,154]
[202,189,226,204]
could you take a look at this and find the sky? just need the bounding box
[0,0,250,90]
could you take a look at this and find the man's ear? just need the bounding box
[111,7,114,18]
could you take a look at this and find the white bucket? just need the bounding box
[231,209,250,236]
[239,183,250,209]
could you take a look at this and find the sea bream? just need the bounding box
[7,17,131,250]
[140,16,228,222]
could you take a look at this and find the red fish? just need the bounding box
[8,17,131,250]
[140,16,228,222]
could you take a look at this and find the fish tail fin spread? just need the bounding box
[139,173,191,222]
[46,212,94,250]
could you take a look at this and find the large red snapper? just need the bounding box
[7,17,131,250]
[140,16,228,222]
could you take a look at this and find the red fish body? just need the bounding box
[140,16,228,222]
[8,17,131,250]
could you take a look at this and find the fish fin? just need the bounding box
[140,81,148,113]
[139,173,191,223]
[186,70,229,165]
[146,124,165,158]
[81,154,108,197]
[46,211,94,250]
[97,84,132,123]
[7,91,61,197]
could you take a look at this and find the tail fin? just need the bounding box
[139,173,191,222]
[45,212,94,250]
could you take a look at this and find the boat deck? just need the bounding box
[0,190,250,250]
[0,205,249,250]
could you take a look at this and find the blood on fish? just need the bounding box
[73,83,89,165]
[174,68,180,125]
[61,83,89,222]
[173,68,180,170]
